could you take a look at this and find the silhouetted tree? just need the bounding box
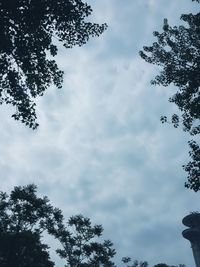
[0,231,54,266]
[0,184,64,234]
[0,185,116,266]
[0,0,107,129]
[56,214,116,267]
[122,257,148,267]
[140,0,200,191]
[0,184,187,266]
[121,258,186,267]
[0,184,63,266]
[153,264,186,267]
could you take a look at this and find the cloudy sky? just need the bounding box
[1,0,200,266]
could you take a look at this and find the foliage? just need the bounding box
[139,13,200,135]
[183,140,200,191]
[122,257,148,267]
[153,264,186,267]
[56,214,116,267]
[0,231,54,267]
[0,184,63,266]
[0,184,63,234]
[0,184,188,266]
[139,0,200,191]
[0,184,116,267]
[121,258,186,267]
[0,0,107,129]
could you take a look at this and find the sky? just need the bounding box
[0,0,200,266]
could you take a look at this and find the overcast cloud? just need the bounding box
[0,1,200,266]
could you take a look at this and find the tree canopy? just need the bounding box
[121,258,186,267]
[139,0,200,191]
[0,183,63,234]
[153,265,186,267]
[122,257,148,267]
[0,231,55,267]
[56,214,116,267]
[0,184,116,267]
[0,184,186,267]
[0,0,107,129]
[0,184,63,266]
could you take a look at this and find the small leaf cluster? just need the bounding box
[122,257,148,267]
[183,140,200,191]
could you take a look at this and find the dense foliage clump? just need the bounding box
[140,0,200,191]
[0,0,107,128]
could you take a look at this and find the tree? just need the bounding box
[0,184,187,266]
[139,0,200,191]
[0,184,63,266]
[0,0,107,129]
[122,257,148,267]
[56,214,116,267]
[0,184,116,267]
[121,258,186,267]
[0,184,64,234]
[0,231,54,267]
[153,265,186,267]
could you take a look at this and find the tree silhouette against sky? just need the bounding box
[0,0,107,129]
[0,184,186,267]
[140,0,200,191]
